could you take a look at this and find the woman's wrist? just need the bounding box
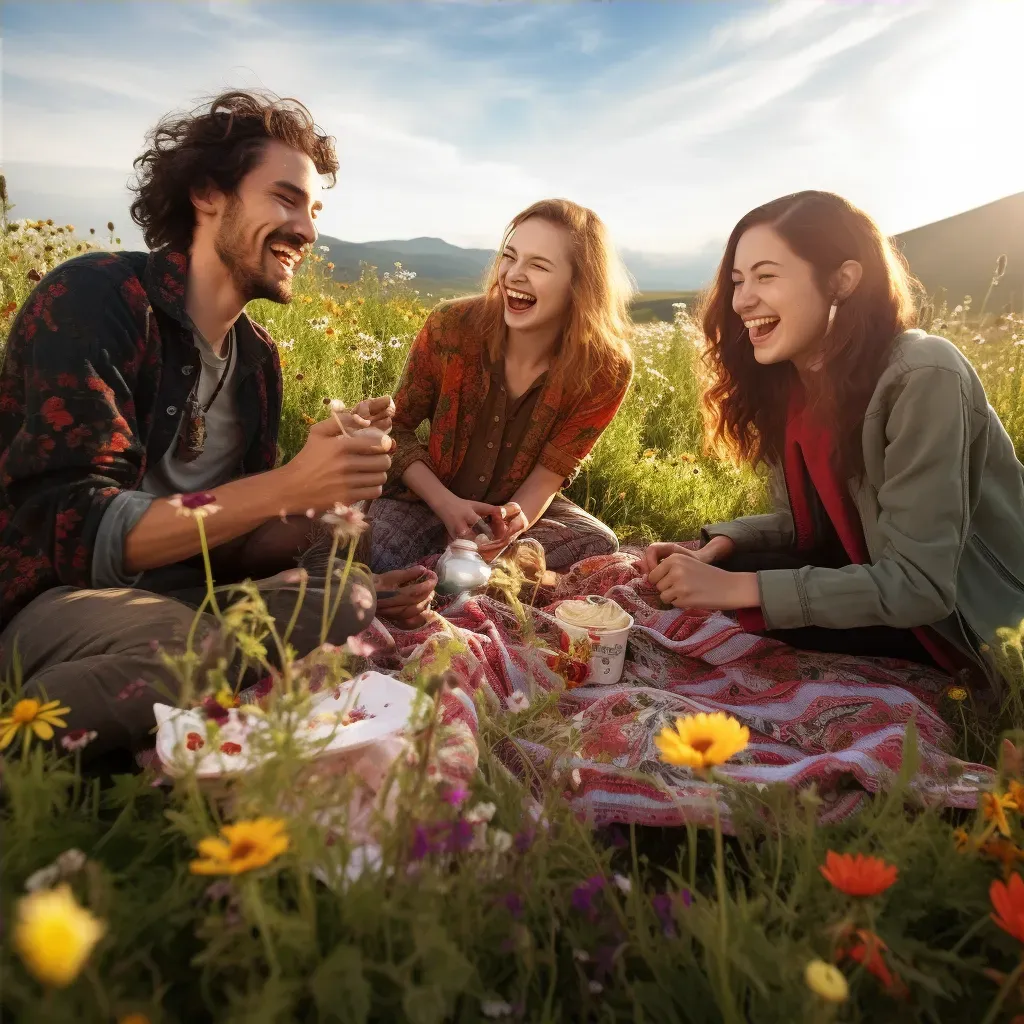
[729,571,760,610]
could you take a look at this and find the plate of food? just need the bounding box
[153,671,419,778]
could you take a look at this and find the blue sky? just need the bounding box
[3,0,1023,272]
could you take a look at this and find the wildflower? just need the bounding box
[481,1000,512,1019]
[465,802,496,824]
[345,634,376,658]
[571,875,605,920]
[946,685,968,701]
[588,981,603,994]
[189,817,289,876]
[573,947,590,962]
[500,892,523,918]
[117,679,147,700]
[506,690,530,713]
[1010,780,1024,812]
[981,836,1024,876]
[983,790,1017,838]
[991,873,1024,943]
[839,929,905,996]
[613,873,632,895]
[820,851,898,897]
[168,491,221,519]
[513,827,536,854]
[444,784,469,806]
[13,884,105,987]
[491,829,513,855]
[654,711,749,770]
[60,729,97,752]
[321,502,367,541]
[953,827,971,852]
[25,849,87,892]
[0,698,71,752]
[804,960,848,1003]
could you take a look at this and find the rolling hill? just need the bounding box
[319,191,1024,317]
[893,191,1024,312]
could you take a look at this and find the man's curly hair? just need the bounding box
[129,90,339,252]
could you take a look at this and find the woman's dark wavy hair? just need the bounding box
[699,190,921,480]
[129,90,339,252]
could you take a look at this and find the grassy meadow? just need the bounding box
[4,210,1024,1023]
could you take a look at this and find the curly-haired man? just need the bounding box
[0,91,433,762]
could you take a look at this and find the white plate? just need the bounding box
[153,671,418,779]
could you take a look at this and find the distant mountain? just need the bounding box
[317,234,493,292]
[319,191,1024,312]
[893,192,1024,312]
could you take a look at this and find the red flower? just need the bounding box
[182,491,218,510]
[820,851,898,897]
[41,396,73,431]
[991,872,1024,944]
[839,929,906,997]
[219,741,242,755]
[186,732,205,751]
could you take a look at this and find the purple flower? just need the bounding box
[444,785,470,807]
[514,827,536,854]
[501,892,524,919]
[651,889,690,936]
[410,825,434,861]
[445,819,475,853]
[571,875,606,920]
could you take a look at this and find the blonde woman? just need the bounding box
[366,199,635,573]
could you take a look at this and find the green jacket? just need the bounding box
[703,330,1024,683]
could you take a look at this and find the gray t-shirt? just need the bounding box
[92,327,247,588]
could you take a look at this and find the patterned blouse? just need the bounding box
[0,248,283,626]
[386,297,632,501]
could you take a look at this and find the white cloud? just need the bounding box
[3,0,1021,270]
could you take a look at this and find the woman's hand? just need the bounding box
[638,536,737,575]
[647,553,757,611]
[373,567,435,629]
[435,494,504,543]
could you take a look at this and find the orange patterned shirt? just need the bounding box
[386,297,632,501]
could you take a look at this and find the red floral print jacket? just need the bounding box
[0,248,282,626]
[386,297,632,499]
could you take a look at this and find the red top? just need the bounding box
[736,388,959,674]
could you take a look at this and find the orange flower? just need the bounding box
[991,872,1024,943]
[981,836,1024,877]
[1009,779,1024,813]
[982,791,1017,838]
[839,929,906,998]
[820,851,897,897]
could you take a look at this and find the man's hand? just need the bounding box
[331,395,395,435]
[647,553,757,611]
[373,567,435,629]
[280,415,392,513]
[638,536,736,576]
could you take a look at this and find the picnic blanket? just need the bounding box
[355,550,993,830]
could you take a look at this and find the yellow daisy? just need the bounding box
[654,711,750,769]
[0,698,71,753]
[13,884,105,987]
[189,817,290,876]
[804,959,848,1003]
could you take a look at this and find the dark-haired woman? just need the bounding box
[640,190,1024,688]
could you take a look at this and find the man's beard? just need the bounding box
[213,198,293,305]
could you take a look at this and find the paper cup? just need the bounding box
[554,601,634,686]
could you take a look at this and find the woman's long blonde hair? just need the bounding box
[469,198,636,390]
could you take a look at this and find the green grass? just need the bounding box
[4,215,1024,1023]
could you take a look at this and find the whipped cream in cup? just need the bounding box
[554,596,633,685]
